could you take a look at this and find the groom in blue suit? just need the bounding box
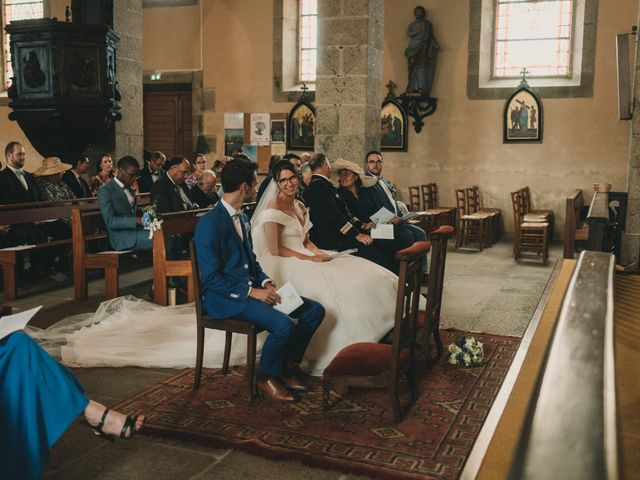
[194,158,324,403]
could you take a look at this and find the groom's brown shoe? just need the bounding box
[257,378,298,403]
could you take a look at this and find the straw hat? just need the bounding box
[333,158,377,188]
[33,157,72,176]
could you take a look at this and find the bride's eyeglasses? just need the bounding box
[277,176,299,186]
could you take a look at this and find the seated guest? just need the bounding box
[256,154,282,204]
[137,151,166,194]
[34,157,75,268]
[364,150,428,276]
[0,142,49,275]
[194,158,325,402]
[90,153,115,196]
[62,155,91,198]
[185,153,208,189]
[302,153,397,273]
[334,158,379,221]
[1,330,145,480]
[190,169,219,208]
[98,156,152,252]
[151,155,197,214]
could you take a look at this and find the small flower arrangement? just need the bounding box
[448,336,485,367]
[141,204,162,239]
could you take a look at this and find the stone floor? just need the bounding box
[4,239,561,480]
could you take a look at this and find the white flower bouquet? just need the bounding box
[448,336,485,367]
[141,204,163,239]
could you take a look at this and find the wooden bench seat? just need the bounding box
[563,189,589,259]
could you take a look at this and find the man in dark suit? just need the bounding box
[302,153,396,273]
[62,155,91,198]
[137,151,166,193]
[194,158,324,403]
[364,150,428,276]
[151,156,197,214]
[190,170,219,208]
[97,156,153,252]
[0,142,48,274]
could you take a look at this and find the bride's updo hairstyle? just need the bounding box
[220,158,258,193]
[272,160,297,183]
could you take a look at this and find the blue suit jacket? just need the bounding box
[194,201,270,319]
[365,173,398,214]
[97,180,139,250]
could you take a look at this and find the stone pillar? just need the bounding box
[315,0,383,164]
[620,3,640,267]
[113,0,144,164]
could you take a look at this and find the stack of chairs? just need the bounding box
[407,184,455,233]
[421,183,456,228]
[510,188,549,264]
[454,185,500,251]
[520,186,554,241]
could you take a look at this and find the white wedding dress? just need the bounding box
[32,183,407,375]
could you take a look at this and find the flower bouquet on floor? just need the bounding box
[141,203,162,239]
[448,336,485,367]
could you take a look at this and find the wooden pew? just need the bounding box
[71,193,151,301]
[563,189,589,259]
[0,198,101,301]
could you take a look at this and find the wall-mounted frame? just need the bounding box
[287,99,316,151]
[380,97,408,151]
[503,81,543,143]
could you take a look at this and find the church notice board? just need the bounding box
[243,112,287,173]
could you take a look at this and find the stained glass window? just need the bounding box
[2,0,45,90]
[299,0,317,84]
[494,0,573,78]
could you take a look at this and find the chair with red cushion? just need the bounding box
[322,241,429,422]
[417,225,455,367]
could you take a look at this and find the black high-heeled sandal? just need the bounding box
[120,414,145,439]
[92,408,116,443]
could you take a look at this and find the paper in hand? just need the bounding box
[370,207,395,225]
[401,211,420,222]
[0,305,42,341]
[329,248,358,259]
[371,224,395,240]
[274,282,304,315]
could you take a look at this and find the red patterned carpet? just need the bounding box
[115,330,519,479]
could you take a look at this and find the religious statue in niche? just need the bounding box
[404,6,439,96]
[503,69,543,143]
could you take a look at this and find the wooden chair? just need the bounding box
[425,183,456,227]
[408,186,421,211]
[521,186,554,241]
[418,225,455,367]
[511,190,549,264]
[189,241,262,402]
[466,185,501,244]
[322,241,428,422]
[454,188,490,251]
[563,189,589,259]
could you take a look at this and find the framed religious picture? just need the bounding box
[380,97,408,151]
[287,99,316,151]
[503,80,543,143]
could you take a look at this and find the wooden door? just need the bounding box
[143,90,193,158]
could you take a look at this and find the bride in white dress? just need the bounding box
[32,161,402,376]
[250,161,399,374]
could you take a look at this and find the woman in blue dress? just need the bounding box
[0,331,145,479]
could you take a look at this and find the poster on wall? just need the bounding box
[224,112,244,129]
[271,119,286,143]
[250,113,271,145]
[241,144,258,162]
[503,79,543,143]
[224,129,244,156]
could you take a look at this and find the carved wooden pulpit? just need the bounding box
[5,19,120,161]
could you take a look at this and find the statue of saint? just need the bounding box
[405,6,439,96]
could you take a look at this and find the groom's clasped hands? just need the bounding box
[249,282,281,306]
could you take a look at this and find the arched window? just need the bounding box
[298,0,317,84]
[468,0,598,99]
[1,0,47,91]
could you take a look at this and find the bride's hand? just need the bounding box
[310,254,331,262]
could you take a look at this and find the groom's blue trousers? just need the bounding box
[234,296,324,377]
